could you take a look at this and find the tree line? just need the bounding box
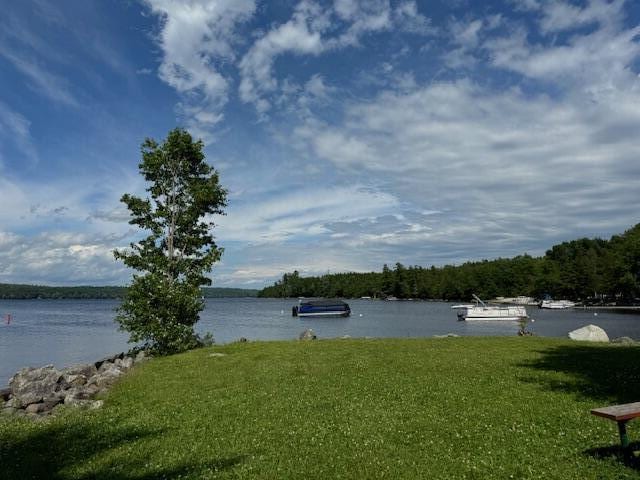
[0,284,258,300]
[258,223,640,303]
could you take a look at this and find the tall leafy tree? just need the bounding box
[114,128,227,354]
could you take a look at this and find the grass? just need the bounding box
[2,337,640,479]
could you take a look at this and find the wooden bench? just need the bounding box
[591,402,640,455]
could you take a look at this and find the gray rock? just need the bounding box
[0,387,11,401]
[98,360,115,374]
[89,400,104,410]
[63,387,93,406]
[62,364,98,379]
[299,329,317,341]
[64,374,88,387]
[134,350,150,364]
[9,365,64,406]
[1,407,18,417]
[208,353,227,357]
[25,400,59,414]
[87,367,123,388]
[115,357,134,370]
[4,396,22,409]
[568,324,609,342]
[611,336,635,345]
[94,353,123,370]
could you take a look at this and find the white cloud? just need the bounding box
[144,0,256,140]
[290,72,640,261]
[0,45,79,108]
[0,102,37,167]
[0,230,129,285]
[217,185,401,244]
[239,0,432,114]
[538,0,625,33]
[484,0,640,90]
[239,1,325,113]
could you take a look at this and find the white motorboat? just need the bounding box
[454,295,528,321]
[539,299,575,309]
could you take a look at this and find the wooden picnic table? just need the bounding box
[591,402,640,453]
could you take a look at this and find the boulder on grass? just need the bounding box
[25,399,60,414]
[568,324,609,342]
[299,329,317,341]
[611,336,635,345]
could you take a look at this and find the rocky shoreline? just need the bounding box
[0,350,150,418]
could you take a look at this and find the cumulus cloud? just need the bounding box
[290,65,640,260]
[239,0,432,114]
[239,0,326,114]
[485,0,640,90]
[537,0,626,33]
[0,230,129,285]
[144,0,256,140]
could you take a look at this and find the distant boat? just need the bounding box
[512,296,536,305]
[292,299,351,318]
[539,299,575,309]
[453,295,528,321]
[492,296,537,305]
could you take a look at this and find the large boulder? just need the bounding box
[25,398,60,414]
[568,324,609,342]
[115,357,134,370]
[60,364,97,389]
[62,363,97,379]
[9,365,64,406]
[64,387,94,406]
[87,365,123,389]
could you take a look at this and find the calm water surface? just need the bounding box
[1,298,639,386]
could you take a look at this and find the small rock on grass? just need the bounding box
[299,329,317,341]
[611,336,635,345]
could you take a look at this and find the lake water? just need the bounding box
[1,298,639,386]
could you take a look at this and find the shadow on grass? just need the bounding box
[0,415,245,479]
[520,343,640,471]
[519,343,640,403]
[584,441,640,471]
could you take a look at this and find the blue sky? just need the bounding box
[1,0,639,287]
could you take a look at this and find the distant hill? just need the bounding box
[0,283,258,299]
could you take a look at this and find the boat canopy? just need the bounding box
[300,299,349,307]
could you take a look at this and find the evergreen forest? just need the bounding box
[0,285,258,300]
[258,223,640,303]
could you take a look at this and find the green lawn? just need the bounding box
[2,337,640,479]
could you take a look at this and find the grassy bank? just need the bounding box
[2,337,640,479]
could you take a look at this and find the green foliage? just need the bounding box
[114,128,227,354]
[259,223,640,302]
[0,284,257,300]
[0,284,127,299]
[2,338,639,479]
